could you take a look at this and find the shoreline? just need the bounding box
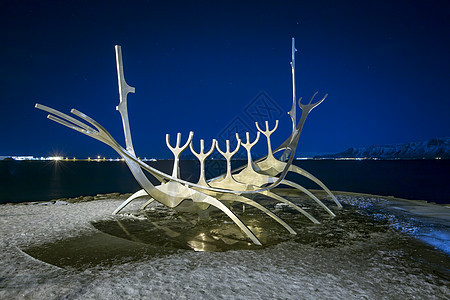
[4,188,450,207]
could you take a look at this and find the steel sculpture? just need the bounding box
[36,38,342,245]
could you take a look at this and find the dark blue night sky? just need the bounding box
[1,0,449,158]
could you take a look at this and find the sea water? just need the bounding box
[0,159,449,204]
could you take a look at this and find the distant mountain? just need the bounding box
[316,137,450,159]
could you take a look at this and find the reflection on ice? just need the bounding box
[21,190,449,272]
[93,207,285,253]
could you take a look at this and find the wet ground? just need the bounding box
[22,190,450,275]
[1,190,449,299]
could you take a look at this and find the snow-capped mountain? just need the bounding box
[317,137,450,159]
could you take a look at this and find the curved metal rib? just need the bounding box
[217,194,296,235]
[288,164,342,208]
[191,192,262,245]
[141,198,155,210]
[113,189,150,215]
[260,191,320,224]
[281,180,335,216]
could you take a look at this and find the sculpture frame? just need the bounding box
[36,38,342,245]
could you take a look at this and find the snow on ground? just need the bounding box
[0,193,449,299]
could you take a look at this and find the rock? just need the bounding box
[54,200,69,205]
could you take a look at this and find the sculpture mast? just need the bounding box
[280,38,297,162]
[115,45,136,156]
[288,37,297,136]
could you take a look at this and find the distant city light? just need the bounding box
[0,155,158,161]
[49,156,63,161]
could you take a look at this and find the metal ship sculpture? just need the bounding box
[36,38,342,245]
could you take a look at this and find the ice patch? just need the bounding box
[339,194,450,255]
